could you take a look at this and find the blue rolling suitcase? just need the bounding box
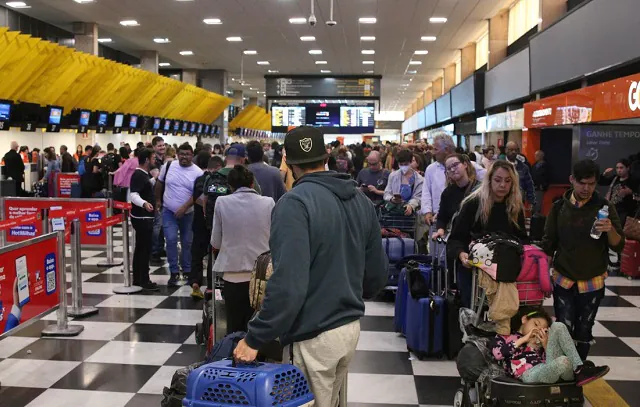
[394,255,432,335]
[70,182,82,198]
[183,359,315,407]
[383,237,415,286]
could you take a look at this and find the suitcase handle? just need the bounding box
[231,358,261,368]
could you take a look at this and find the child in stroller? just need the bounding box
[490,308,609,387]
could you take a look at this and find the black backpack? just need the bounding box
[102,152,118,173]
[204,171,231,227]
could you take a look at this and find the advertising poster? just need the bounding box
[3,198,107,245]
[0,235,59,335]
[55,173,80,198]
[577,125,640,168]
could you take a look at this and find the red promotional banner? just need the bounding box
[0,234,59,335]
[113,201,132,210]
[55,173,80,198]
[4,198,108,245]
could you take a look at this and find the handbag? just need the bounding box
[623,208,640,241]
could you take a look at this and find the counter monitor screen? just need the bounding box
[79,111,91,126]
[153,118,161,130]
[164,119,171,131]
[205,125,210,134]
[98,113,108,126]
[129,115,138,128]
[182,122,189,132]
[190,122,196,133]
[49,107,63,125]
[0,103,11,121]
[173,121,180,131]
[197,124,203,133]
[114,114,124,128]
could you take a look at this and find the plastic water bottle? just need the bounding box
[589,205,609,239]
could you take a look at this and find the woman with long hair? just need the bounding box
[74,144,84,162]
[448,160,528,308]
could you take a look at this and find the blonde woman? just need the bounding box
[447,160,528,310]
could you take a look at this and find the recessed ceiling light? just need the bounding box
[159,62,171,67]
[300,36,315,41]
[359,17,377,24]
[241,83,251,86]
[268,70,279,73]
[74,0,94,3]
[414,50,429,55]
[179,50,194,56]
[257,61,270,65]
[249,87,258,90]
[243,50,258,55]
[361,50,375,55]
[203,18,222,25]
[6,2,30,8]
[364,70,374,74]
[315,61,327,65]
[309,49,322,55]
[408,60,422,65]
[289,17,307,24]
[226,36,242,42]
[320,70,331,73]
[362,61,375,65]
[120,20,139,26]
[421,36,437,41]
[97,38,112,43]
[360,36,375,41]
[154,38,170,44]
[429,17,447,23]
[407,70,417,74]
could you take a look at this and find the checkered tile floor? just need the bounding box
[1,229,639,407]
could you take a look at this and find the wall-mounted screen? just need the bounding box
[182,122,188,132]
[114,114,124,128]
[205,125,210,135]
[272,106,306,127]
[153,118,161,130]
[190,123,196,133]
[271,102,375,134]
[197,124,203,134]
[79,111,91,126]
[129,115,138,128]
[173,121,180,131]
[340,106,375,127]
[164,119,171,131]
[48,107,63,125]
[98,113,108,126]
[0,103,10,121]
[307,104,340,128]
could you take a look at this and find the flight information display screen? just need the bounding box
[272,106,306,127]
[271,102,375,133]
[306,104,340,128]
[340,106,374,127]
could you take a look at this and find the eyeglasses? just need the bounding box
[446,161,462,172]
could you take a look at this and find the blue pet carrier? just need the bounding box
[183,359,315,407]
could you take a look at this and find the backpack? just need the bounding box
[204,171,231,226]
[336,157,349,173]
[206,331,246,363]
[77,156,86,176]
[250,251,273,310]
[516,245,552,303]
[102,152,118,173]
[161,361,205,407]
[468,233,524,282]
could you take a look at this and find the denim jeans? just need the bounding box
[162,208,194,275]
[553,284,605,361]
[152,209,164,256]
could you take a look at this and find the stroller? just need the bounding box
[453,269,585,407]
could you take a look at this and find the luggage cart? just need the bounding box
[379,207,420,291]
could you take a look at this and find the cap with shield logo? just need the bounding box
[283,126,329,165]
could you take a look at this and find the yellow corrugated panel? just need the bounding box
[229,104,259,130]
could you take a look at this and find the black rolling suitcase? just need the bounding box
[490,376,584,406]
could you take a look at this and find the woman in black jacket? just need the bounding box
[448,160,528,308]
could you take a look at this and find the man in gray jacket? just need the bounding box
[234,127,388,407]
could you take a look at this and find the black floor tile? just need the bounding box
[65,293,112,307]
[77,264,110,274]
[156,296,205,310]
[125,394,165,407]
[0,387,46,407]
[598,296,636,307]
[589,337,640,357]
[73,307,150,323]
[165,344,207,366]
[413,375,462,406]
[605,286,640,296]
[608,380,640,407]
[7,338,107,361]
[359,316,395,332]
[349,350,413,375]
[85,273,125,284]
[52,362,160,393]
[114,323,195,343]
[10,320,60,337]
[600,321,640,337]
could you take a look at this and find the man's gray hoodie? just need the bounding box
[245,171,388,349]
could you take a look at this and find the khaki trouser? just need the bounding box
[478,271,519,335]
[291,320,360,407]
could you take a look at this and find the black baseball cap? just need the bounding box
[283,127,328,165]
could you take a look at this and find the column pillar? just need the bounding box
[248,96,258,106]
[443,64,456,92]
[461,43,477,80]
[199,69,229,143]
[432,77,443,98]
[539,0,567,30]
[139,51,159,74]
[72,22,98,55]
[181,69,197,85]
[488,9,509,69]
[232,90,244,109]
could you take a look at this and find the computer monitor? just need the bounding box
[79,111,91,127]
[48,106,63,125]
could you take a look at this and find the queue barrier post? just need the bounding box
[113,208,142,294]
[98,189,123,267]
[67,219,99,317]
[0,198,5,248]
[42,229,85,337]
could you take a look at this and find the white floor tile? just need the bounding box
[356,331,407,352]
[411,359,459,377]
[587,357,640,381]
[135,308,203,326]
[67,282,121,295]
[622,295,640,307]
[138,365,182,394]
[26,389,134,407]
[0,359,80,388]
[620,337,640,356]
[41,310,73,322]
[347,373,418,404]
[101,266,126,275]
[0,336,39,358]
[606,276,640,287]
[171,285,195,297]
[96,295,168,309]
[364,301,394,317]
[53,321,131,341]
[79,250,106,258]
[86,341,180,366]
[183,332,197,345]
[81,257,123,266]
[592,321,616,338]
[66,272,99,282]
[604,288,617,297]
[594,307,640,321]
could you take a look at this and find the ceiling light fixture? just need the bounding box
[74,0,95,3]
[429,17,447,23]
[179,50,194,56]
[414,50,428,55]
[309,49,322,55]
[268,69,279,73]
[257,61,270,65]
[362,61,374,65]
[407,70,417,74]
[226,36,242,42]
[421,36,437,41]
[119,20,139,26]
[315,61,327,65]
[360,36,375,41]
[361,50,375,55]
[300,36,315,41]
[6,1,30,8]
[408,60,422,65]
[203,18,222,25]
[359,17,377,24]
[159,62,171,67]
[243,50,258,55]
[289,17,307,24]
[320,70,331,73]
[154,38,170,43]
[97,38,112,43]
[364,70,374,74]
[249,87,258,90]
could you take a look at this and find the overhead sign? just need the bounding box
[266,77,380,98]
[478,109,525,133]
